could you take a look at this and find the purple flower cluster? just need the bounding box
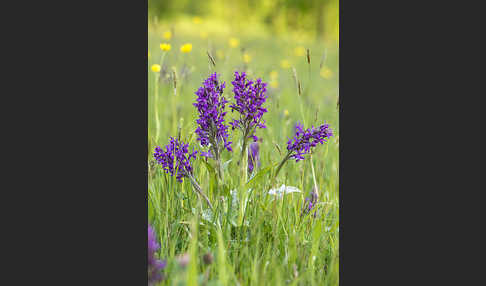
[153,137,197,182]
[193,73,232,153]
[229,71,268,142]
[287,123,333,162]
[148,223,166,285]
[248,142,260,174]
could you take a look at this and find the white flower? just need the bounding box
[268,184,302,198]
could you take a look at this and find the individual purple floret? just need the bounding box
[148,223,166,285]
[229,71,268,143]
[193,73,232,153]
[287,122,333,162]
[153,137,197,183]
[248,142,260,174]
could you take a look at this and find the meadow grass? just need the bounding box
[148,19,339,285]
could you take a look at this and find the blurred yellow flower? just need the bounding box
[229,38,239,48]
[243,53,251,63]
[270,81,279,89]
[294,46,306,57]
[163,31,172,40]
[216,50,224,60]
[159,43,171,51]
[320,67,333,79]
[283,109,289,116]
[200,31,208,39]
[270,71,278,80]
[280,60,291,69]
[180,43,192,53]
[192,16,202,24]
[151,64,161,73]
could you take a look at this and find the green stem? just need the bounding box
[187,173,213,210]
[211,145,223,182]
[309,154,319,198]
[272,152,292,186]
[240,137,249,183]
[217,156,224,183]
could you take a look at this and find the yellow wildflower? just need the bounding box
[163,31,172,40]
[243,53,251,63]
[270,71,278,80]
[200,31,208,39]
[320,67,333,79]
[283,109,289,117]
[294,46,306,57]
[280,60,291,69]
[160,43,171,51]
[270,81,279,89]
[180,43,192,53]
[229,38,239,48]
[151,64,161,73]
[192,16,201,24]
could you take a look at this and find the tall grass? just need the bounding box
[148,20,339,285]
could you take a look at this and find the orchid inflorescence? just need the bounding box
[153,137,197,183]
[287,122,333,162]
[229,71,268,143]
[193,73,232,154]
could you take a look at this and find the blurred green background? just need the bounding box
[149,0,338,43]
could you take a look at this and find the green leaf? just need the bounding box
[202,159,216,176]
[222,159,232,170]
[246,162,278,188]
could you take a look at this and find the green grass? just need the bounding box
[148,20,339,286]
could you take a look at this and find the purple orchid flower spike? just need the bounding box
[193,72,232,180]
[153,137,197,183]
[229,71,268,163]
[287,122,333,162]
[154,137,213,209]
[274,122,333,180]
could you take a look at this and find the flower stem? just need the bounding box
[212,145,224,183]
[272,152,292,185]
[240,135,249,183]
[187,173,213,210]
[309,154,319,198]
[217,156,224,183]
[241,141,248,184]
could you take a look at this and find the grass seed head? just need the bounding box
[203,252,214,265]
[207,51,216,67]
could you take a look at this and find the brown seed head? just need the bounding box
[203,252,213,265]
